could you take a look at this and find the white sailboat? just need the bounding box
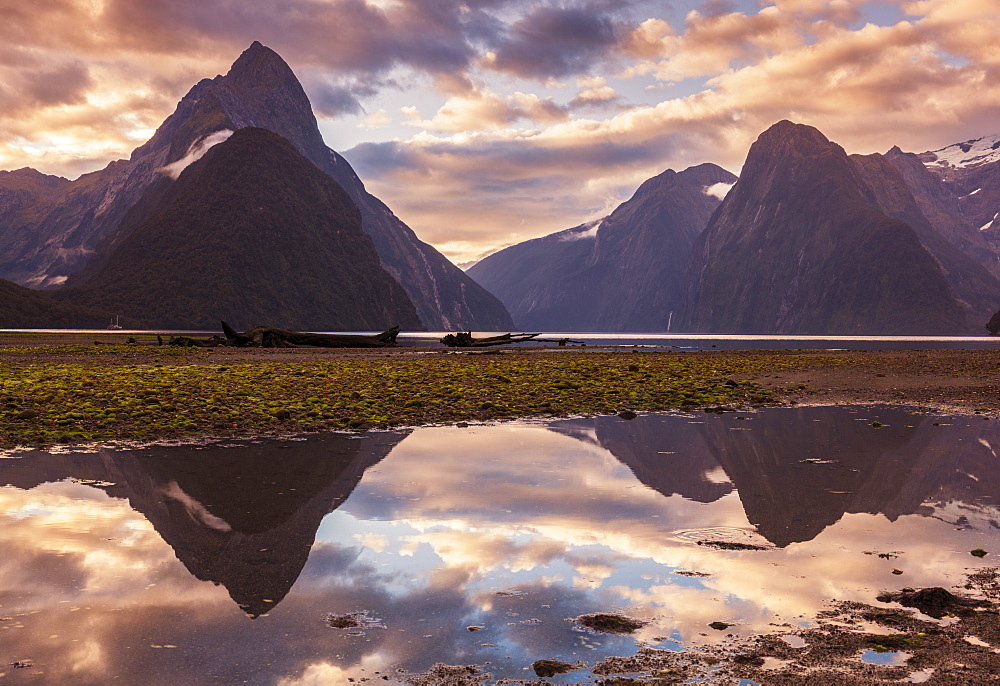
[107,315,123,330]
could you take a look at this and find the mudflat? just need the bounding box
[1,333,999,447]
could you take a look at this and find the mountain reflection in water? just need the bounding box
[0,406,998,684]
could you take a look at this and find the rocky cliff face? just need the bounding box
[851,152,1000,324]
[54,128,422,331]
[0,42,513,330]
[916,135,1000,268]
[883,146,1000,275]
[468,163,735,331]
[684,121,967,334]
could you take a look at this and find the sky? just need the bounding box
[1,0,998,265]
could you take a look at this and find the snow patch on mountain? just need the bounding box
[159,129,234,180]
[922,134,1000,170]
[980,212,999,231]
[704,181,735,200]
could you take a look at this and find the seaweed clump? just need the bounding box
[531,659,577,677]
[574,613,648,634]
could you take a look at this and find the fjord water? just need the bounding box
[1,407,998,684]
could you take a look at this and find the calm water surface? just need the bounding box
[1,407,998,683]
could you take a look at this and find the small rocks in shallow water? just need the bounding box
[573,612,648,634]
[892,568,904,575]
[876,587,988,619]
[324,610,384,631]
[709,621,732,630]
[467,625,484,632]
[326,613,362,629]
[971,548,989,558]
[407,663,489,685]
[531,659,577,678]
[617,410,637,420]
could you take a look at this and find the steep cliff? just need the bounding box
[684,121,966,334]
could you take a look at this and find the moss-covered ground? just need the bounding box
[2,341,998,448]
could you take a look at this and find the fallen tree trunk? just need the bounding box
[441,331,542,347]
[221,321,400,348]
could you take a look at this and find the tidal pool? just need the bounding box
[1,406,998,684]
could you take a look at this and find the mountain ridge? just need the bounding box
[468,162,736,331]
[54,127,423,331]
[0,42,513,330]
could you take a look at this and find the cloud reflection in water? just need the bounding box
[1,406,998,683]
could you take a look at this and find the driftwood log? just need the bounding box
[440,332,541,347]
[987,310,1000,336]
[441,331,587,347]
[221,321,400,348]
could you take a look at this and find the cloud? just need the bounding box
[1,0,999,264]
[703,181,734,199]
[569,75,621,108]
[158,129,234,180]
[486,3,625,79]
[359,109,393,129]
[559,219,603,240]
[398,84,572,133]
[347,0,1000,263]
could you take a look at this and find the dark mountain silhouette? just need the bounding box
[851,151,1000,324]
[0,431,408,617]
[883,146,1000,277]
[468,163,735,331]
[52,127,421,331]
[0,277,107,328]
[684,121,967,334]
[0,42,513,330]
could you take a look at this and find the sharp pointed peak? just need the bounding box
[226,41,294,80]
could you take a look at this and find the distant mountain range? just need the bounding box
[468,164,736,332]
[0,42,514,331]
[2,42,998,334]
[472,120,1000,334]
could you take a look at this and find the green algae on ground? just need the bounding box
[0,348,783,447]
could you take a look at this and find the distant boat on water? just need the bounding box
[107,316,122,330]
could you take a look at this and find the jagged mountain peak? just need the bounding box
[224,41,310,107]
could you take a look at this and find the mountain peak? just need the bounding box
[757,120,833,152]
[225,41,297,90]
